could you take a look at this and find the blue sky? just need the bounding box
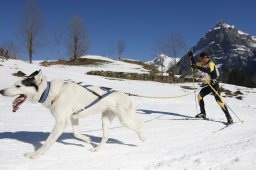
[0,0,256,61]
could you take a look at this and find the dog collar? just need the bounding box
[38,81,51,103]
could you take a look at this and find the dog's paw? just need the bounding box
[72,114,79,119]
[138,133,146,142]
[24,152,36,159]
[89,147,100,152]
[81,136,91,143]
[24,152,41,159]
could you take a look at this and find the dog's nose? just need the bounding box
[0,90,4,95]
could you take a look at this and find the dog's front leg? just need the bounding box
[24,119,67,159]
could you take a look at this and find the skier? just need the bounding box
[188,50,233,124]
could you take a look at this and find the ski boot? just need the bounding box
[227,117,233,125]
[195,112,206,119]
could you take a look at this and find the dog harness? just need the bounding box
[73,85,115,115]
[38,82,115,114]
[38,81,51,103]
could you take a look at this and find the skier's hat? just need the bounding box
[199,52,209,58]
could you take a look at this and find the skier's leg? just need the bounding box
[196,86,211,118]
[212,83,233,124]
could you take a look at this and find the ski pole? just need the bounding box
[189,49,199,115]
[191,67,199,115]
[204,80,244,123]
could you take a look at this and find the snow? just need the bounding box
[238,30,249,36]
[209,41,215,44]
[56,55,149,74]
[232,45,249,52]
[147,54,180,72]
[251,43,256,48]
[1,58,256,170]
[211,23,234,32]
[213,26,221,30]
[250,37,256,48]
[216,64,223,69]
[222,23,235,29]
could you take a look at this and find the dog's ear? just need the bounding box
[27,70,40,78]
[34,70,43,84]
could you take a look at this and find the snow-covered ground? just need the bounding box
[34,55,149,75]
[81,55,150,74]
[0,56,256,170]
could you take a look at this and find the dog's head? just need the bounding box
[0,70,46,112]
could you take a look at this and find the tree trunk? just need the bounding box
[173,47,176,82]
[29,32,33,63]
[73,35,78,60]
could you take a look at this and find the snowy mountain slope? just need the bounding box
[146,54,180,72]
[176,20,256,85]
[0,58,256,170]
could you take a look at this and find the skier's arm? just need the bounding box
[190,57,196,65]
[196,62,214,74]
[188,50,196,65]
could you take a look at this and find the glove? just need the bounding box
[211,79,218,85]
[188,50,193,57]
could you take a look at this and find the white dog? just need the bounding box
[0,70,144,159]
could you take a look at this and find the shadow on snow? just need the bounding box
[137,109,226,124]
[137,109,194,123]
[0,131,137,150]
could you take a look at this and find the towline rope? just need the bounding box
[126,90,196,99]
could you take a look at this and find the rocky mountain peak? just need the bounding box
[175,21,256,87]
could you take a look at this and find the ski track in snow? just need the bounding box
[0,57,256,170]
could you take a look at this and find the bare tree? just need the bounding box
[117,40,125,60]
[167,33,187,80]
[67,16,89,60]
[153,39,168,56]
[154,33,186,80]
[17,0,44,63]
[1,40,20,59]
[0,47,10,59]
[54,31,63,60]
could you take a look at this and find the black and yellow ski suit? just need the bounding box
[191,57,233,122]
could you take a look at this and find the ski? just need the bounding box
[193,117,227,124]
[213,122,237,133]
[170,117,226,125]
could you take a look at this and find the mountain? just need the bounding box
[146,54,180,72]
[176,20,256,86]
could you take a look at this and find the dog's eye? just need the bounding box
[16,85,21,88]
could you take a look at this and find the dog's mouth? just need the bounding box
[12,94,27,112]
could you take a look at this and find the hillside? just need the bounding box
[40,55,151,74]
[0,57,256,170]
